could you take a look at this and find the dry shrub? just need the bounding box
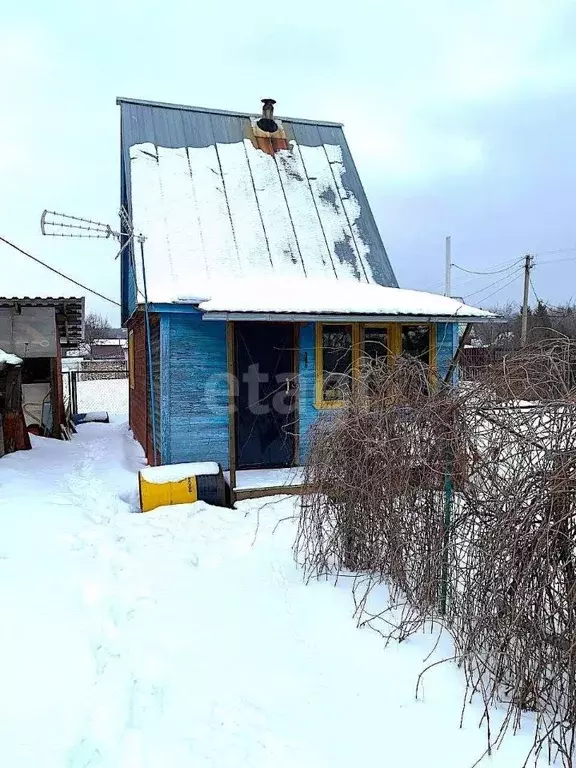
[296,342,576,767]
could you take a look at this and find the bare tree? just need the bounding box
[84,312,113,343]
[297,345,576,767]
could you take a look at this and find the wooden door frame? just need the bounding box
[227,321,299,500]
[226,321,237,500]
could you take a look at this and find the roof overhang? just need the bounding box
[0,297,85,346]
[200,311,504,324]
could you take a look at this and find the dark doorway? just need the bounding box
[235,322,296,470]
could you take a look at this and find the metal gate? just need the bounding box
[63,368,129,416]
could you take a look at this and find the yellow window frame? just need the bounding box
[315,323,360,409]
[314,322,437,409]
[398,323,437,372]
[128,329,135,390]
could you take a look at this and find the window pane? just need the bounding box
[363,327,389,364]
[401,325,430,365]
[322,325,352,401]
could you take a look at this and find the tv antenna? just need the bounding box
[39,206,156,450]
[40,207,143,259]
[40,209,128,240]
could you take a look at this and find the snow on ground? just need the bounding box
[0,423,549,767]
[77,378,129,416]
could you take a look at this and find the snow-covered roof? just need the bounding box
[118,99,495,323]
[191,277,497,322]
[119,98,398,311]
[92,338,128,347]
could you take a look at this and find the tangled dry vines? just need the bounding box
[296,340,576,767]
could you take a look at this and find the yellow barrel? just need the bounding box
[138,461,224,512]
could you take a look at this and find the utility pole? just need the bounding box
[445,236,451,297]
[520,253,533,347]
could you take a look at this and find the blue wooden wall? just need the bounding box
[153,316,459,468]
[436,322,458,382]
[298,323,318,462]
[160,312,229,467]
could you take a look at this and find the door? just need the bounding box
[235,322,296,469]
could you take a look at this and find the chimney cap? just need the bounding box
[257,98,278,133]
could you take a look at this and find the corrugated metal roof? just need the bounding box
[119,98,398,304]
[0,297,85,345]
[117,97,344,127]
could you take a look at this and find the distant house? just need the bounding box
[118,96,494,496]
[0,297,85,438]
[91,344,126,361]
[77,339,129,381]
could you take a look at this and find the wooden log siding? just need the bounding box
[128,313,148,455]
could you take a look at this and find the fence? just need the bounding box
[63,368,129,416]
[459,346,515,379]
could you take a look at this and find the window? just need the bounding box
[362,326,390,365]
[316,324,353,406]
[128,329,135,390]
[361,325,390,393]
[315,323,435,408]
[401,325,431,365]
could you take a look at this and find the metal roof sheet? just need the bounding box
[0,297,85,345]
[119,98,398,303]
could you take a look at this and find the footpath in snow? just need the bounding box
[0,422,548,767]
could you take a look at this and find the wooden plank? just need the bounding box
[2,366,31,454]
[292,323,300,465]
[443,323,473,385]
[226,321,237,503]
[234,484,306,501]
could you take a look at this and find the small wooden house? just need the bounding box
[118,97,494,498]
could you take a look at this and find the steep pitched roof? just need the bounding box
[118,97,397,306]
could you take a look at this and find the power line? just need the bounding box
[0,234,120,307]
[472,271,524,306]
[535,246,576,257]
[463,267,524,302]
[422,256,525,294]
[452,258,522,276]
[529,275,541,304]
[535,256,576,266]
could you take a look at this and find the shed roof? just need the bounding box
[0,297,85,345]
[191,277,498,323]
[119,97,398,305]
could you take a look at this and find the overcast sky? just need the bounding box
[2,0,576,323]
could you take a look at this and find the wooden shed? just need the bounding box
[118,97,496,500]
[0,297,85,439]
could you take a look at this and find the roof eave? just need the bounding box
[199,311,503,324]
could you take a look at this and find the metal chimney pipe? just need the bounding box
[261,98,276,120]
